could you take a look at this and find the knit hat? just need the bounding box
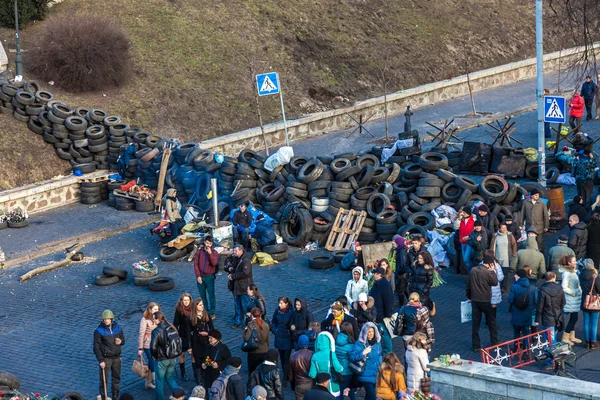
[474,220,483,227]
[504,215,513,222]
[298,334,310,347]
[358,292,368,302]
[208,329,222,341]
[395,236,405,247]
[171,388,185,399]
[559,234,569,242]
[252,386,268,400]
[574,195,582,204]
[229,356,242,368]
[267,349,279,363]
[462,207,472,215]
[373,267,386,275]
[190,386,206,400]
[316,372,331,384]
[530,188,540,196]
[526,226,538,235]
[478,205,489,212]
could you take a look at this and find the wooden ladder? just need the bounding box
[325,209,367,251]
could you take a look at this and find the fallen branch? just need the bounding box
[19,244,84,282]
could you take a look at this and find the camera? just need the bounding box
[534,343,572,362]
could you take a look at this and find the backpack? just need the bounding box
[209,372,231,400]
[164,325,183,359]
[514,286,532,310]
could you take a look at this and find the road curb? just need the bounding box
[3,216,158,268]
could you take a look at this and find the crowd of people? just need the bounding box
[91,184,600,400]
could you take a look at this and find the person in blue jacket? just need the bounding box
[253,215,277,248]
[508,266,538,351]
[335,322,357,400]
[349,322,382,400]
[271,296,294,386]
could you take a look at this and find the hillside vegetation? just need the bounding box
[0,0,567,189]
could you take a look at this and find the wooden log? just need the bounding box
[19,244,84,282]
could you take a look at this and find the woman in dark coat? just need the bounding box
[508,267,537,344]
[202,329,231,388]
[395,237,412,306]
[189,298,214,386]
[586,213,600,268]
[271,296,294,385]
[409,252,435,310]
[173,293,193,381]
[290,297,314,348]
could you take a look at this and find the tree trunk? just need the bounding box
[467,72,477,115]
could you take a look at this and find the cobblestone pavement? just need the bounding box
[1,221,599,399]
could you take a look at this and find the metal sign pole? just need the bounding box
[279,86,289,146]
[536,0,546,187]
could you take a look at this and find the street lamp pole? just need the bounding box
[536,0,546,186]
[14,0,23,80]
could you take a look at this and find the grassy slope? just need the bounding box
[0,0,565,189]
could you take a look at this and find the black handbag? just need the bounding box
[329,353,344,384]
[241,324,259,352]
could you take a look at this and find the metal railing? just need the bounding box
[480,328,552,368]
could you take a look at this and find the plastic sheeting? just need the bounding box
[229,204,276,234]
[431,205,457,227]
[264,146,294,171]
[557,173,576,185]
[426,230,451,268]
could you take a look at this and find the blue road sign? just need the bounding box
[256,72,280,96]
[544,95,566,123]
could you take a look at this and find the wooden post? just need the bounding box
[20,244,84,282]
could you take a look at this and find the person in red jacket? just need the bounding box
[457,207,476,271]
[569,93,585,133]
[193,235,219,319]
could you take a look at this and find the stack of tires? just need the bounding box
[79,181,108,205]
[263,243,289,261]
[95,266,128,286]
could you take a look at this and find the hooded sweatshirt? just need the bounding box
[345,267,369,304]
[165,188,182,222]
[291,297,314,342]
[308,332,344,396]
[510,237,546,278]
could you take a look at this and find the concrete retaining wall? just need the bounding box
[0,171,108,214]
[201,43,599,156]
[0,42,7,72]
[429,360,600,400]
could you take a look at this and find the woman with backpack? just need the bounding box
[270,296,293,386]
[508,266,538,346]
[309,331,344,397]
[150,311,183,400]
[173,293,193,382]
[243,307,271,373]
[245,284,267,323]
[559,255,583,345]
[138,302,160,389]
[190,298,214,386]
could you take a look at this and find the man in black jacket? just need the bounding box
[303,373,335,400]
[466,256,499,351]
[581,76,597,120]
[247,349,284,400]
[150,311,182,400]
[369,267,395,355]
[394,236,411,306]
[93,310,125,400]
[568,214,588,260]
[232,202,252,249]
[226,244,254,328]
[211,356,245,400]
[407,236,431,268]
[536,272,567,370]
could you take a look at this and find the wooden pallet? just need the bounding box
[325,209,367,251]
[112,189,142,201]
[78,173,110,183]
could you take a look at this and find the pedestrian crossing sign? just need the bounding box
[544,95,566,123]
[256,72,280,96]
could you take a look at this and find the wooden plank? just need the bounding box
[325,209,345,250]
[361,241,393,269]
[326,209,367,251]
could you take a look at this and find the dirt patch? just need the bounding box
[0,0,571,189]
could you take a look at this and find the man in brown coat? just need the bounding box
[288,335,314,400]
[522,189,549,252]
[490,222,517,292]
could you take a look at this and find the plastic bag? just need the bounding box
[264,146,294,172]
[557,173,576,185]
[252,252,279,266]
[524,147,538,162]
[461,301,472,323]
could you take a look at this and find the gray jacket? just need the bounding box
[546,244,575,281]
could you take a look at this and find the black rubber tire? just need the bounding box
[397,224,429,241]
[525,163,539,180]
[270,251,289,262]
[335,165,361,181]
[309,255,335,270]
[159,247,186,262]
[442,182,462,202]
[80,196,102,205]
[148,277,175,292]
[102,266,128,279]
[376,209,398,224]
[419,178,446,188]
[376,223,398,234]
[297,158,324,183]
[330,158,351,174]
[280,208,313,246]
[286,186,309,198]
[61,392,84,400]
[419,152,449,170]
[402,163,422,179]
[421,201,441,212]
[437,169,457,183]
[416,186,441,198]
[72,163,96,174]
[479,176,509,202]
[409,193,428,206]
[407,212,435,230]
[0,371,20,390]
[366,193,391,218]
[95,274,120,286]
[545,166,560,184]
[333,250,353,264]
[454,188,473,211]
[263,243,289,254]
[8,220,28,228]
[455,176,478,192]
[135,201,155,212]
[134,274,162,286]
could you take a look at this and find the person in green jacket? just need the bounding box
[335,322,357,400]
[309,331,344,397]
[510,236,546,284]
